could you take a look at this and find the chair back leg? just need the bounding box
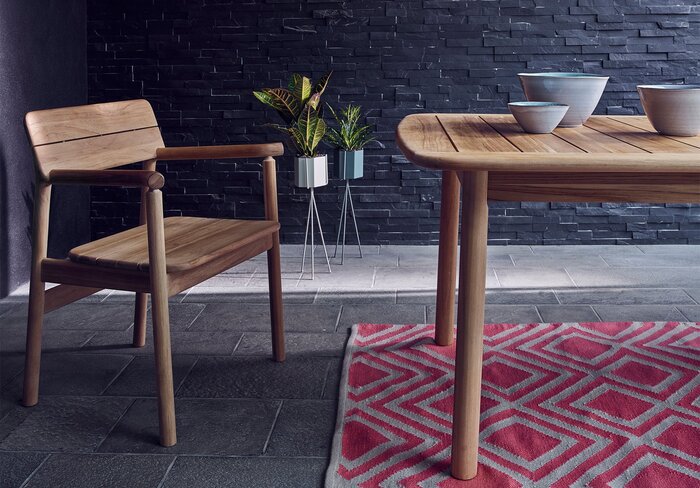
[23,182,52,407]
[146,188,177,446]
[133,293,148,347]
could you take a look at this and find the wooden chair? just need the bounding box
[22,99,285,447]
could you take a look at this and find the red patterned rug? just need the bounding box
[326,322,700,487]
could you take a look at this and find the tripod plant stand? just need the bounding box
[297,155,332,279]
[334,149,363,263]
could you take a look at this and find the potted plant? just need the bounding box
[326,104,375,179]
[254,72,334,278]
[325,104,375,263]
[254,72,332,188]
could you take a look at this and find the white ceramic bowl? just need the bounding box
[518,72,609,128]
[508,102,570,134]
[638,85,700,137]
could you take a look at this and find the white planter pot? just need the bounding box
[295,155,328,189]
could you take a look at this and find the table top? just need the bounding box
[396,114,700,173]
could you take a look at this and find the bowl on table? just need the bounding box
[518,72,609,128]
[637,85,700,137]
[508,102,569,134]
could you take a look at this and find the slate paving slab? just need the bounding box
[98,398,279,456]
[161,456,326,488]
[23,453,174,488]
[103,355,197,397]
[265,399,336,457]
[177,356,333,399]
[0,451,47,488]
[0,396,132,452]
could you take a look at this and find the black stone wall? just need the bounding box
[87,1,700,245]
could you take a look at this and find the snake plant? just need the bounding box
[254,72,332,157]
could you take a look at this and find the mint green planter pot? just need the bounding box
[337,150,363,180]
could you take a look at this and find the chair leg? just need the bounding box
[133,293,148,347]
[22,282,46,407]
[151,285,176,446]
[267,236,285,362]
[146,189,176,447]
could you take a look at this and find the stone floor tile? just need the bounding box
[84,330,242,356]
[0,396,132,452]
[145,303,206,331]
[177,356,332,399]
[23,453,174,488]
[337,304,426,330]
[512,255,609,268]
[494,268,575,288]
[0,328,94,353]
[426,305,542,325]
[294,266,375,289]
[265,399,336,457]
[314,288,396,304]
[188,303,341,333]
[592,305,687,322]
[161,456,325,488]
[234,333,348,357]
[18,304,135,331]
[98,398,279,455]
[677,306,700,321]
[636,244,700,255]
[4,353,132,397]
[536,305,600,323]
[396,289,559,305]
[182,288,317,304]
[683,289,700,304]
[1,354,24,388]
[602,254,700,268]
[103,355,197,397]
[374,267,500,289]
[486,245,534,255]
[0,451,47,488]
[567,267,700,288]
[322,358,343,400]
[530,245,642,255]
[556,288,697,305]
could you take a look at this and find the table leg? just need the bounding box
[451,171,489,480]
[435,170,461,346]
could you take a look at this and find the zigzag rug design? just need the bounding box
[326,322,700,487]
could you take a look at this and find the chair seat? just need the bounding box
[69,216,279,273]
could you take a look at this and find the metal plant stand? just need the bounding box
[301,187,332,279]
[334,180,363,264]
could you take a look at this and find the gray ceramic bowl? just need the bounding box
[518,72,609,128]
[638,85,700,137]
[508,102,570,134]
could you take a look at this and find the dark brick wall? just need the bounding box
[87,0,700,245]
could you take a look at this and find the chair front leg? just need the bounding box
[263,156,285,362]
[23,182,51,407]
[146,188,177,447]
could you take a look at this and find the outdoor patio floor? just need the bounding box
[1,244,699,487]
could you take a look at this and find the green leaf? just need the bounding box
[253,88,299,124]
[306,93,321,110]
[296,105,326,156]
[314,71,333,96]
[289,74,312,105]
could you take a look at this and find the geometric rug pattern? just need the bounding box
[326,322,700,487]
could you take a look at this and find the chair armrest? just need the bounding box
[155,142,284,161]
[48,169,165,189]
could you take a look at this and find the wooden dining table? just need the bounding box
[396,113,700,480]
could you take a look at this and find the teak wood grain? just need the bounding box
[396,112,700,481]
[396,114,700,173]
[22,99,286,450]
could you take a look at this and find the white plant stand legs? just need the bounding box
[333,180,363,264]
[300,187,332,279]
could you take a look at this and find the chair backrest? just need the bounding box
[25,99,165,179]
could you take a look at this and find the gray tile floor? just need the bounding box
[0,244,699,487]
